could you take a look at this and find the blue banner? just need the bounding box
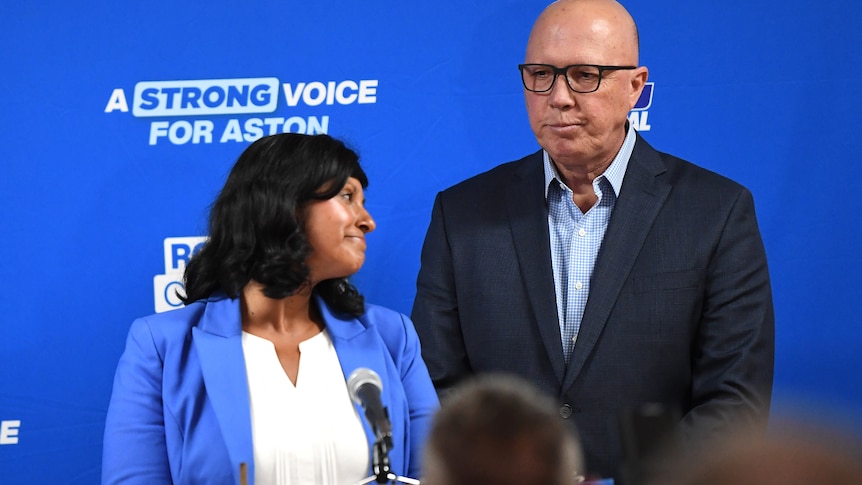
[2,1,861,482]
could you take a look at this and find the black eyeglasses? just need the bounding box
[518,63,637,94]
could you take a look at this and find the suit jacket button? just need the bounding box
[559,404,573,419]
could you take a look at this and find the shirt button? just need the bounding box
[575,281,583,290]
[578,228,586,237]
[560,404,573,419]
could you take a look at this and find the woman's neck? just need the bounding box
[240,280,322,335]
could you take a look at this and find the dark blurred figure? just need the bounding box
[651,421,862,485]
[618,403,682,485]
[422,374,585,485]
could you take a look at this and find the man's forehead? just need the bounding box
[526,9,637,62]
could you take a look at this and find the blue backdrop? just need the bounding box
[2,1,861,482]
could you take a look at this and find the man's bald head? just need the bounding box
[528,0,640,66]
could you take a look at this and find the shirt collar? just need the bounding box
[543,121,637,199]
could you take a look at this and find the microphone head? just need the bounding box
[347,367,383,405]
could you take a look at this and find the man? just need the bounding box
[422,374,584,485]
[411,0,774,481]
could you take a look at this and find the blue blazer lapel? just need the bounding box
[507,151,566,385]
[193,294,255,484]
[317,297,385,471]
[563,136,671,390]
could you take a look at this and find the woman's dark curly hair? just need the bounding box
[180,133,369,316]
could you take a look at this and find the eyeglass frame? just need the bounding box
[518,63,638,94]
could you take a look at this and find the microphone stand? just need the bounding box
[356,438,420,485]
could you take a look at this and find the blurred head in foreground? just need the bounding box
[422,373,584,485]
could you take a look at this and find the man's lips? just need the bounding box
[546,122,582,133]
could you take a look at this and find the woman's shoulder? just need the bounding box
[357,302,413,333]
[360,301,407,321]
[356,302,424,356]
[126,297,211,341]
[318,296,424,355]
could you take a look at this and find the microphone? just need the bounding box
[347,368,394,451]
[349,368,421,485]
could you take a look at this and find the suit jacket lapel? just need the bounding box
[193,293,255,484]
[507,151,566,385]
[562,135,671,390]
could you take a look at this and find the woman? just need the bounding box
[102,133,439,484]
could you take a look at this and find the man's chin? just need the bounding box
[542,142,590,165]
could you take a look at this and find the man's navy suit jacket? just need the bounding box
[412,134,774,480]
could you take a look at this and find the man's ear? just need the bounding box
[628,66,649,109]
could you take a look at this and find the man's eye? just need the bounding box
[572,69,598,80]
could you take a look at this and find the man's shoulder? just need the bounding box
[663,153,748,195]
[440,149,543,196]
[634,135,748,194]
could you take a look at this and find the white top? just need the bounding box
[242,329,369,485]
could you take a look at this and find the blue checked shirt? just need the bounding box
[544,123,637,364]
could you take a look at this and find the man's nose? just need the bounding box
[547,74,576,108]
